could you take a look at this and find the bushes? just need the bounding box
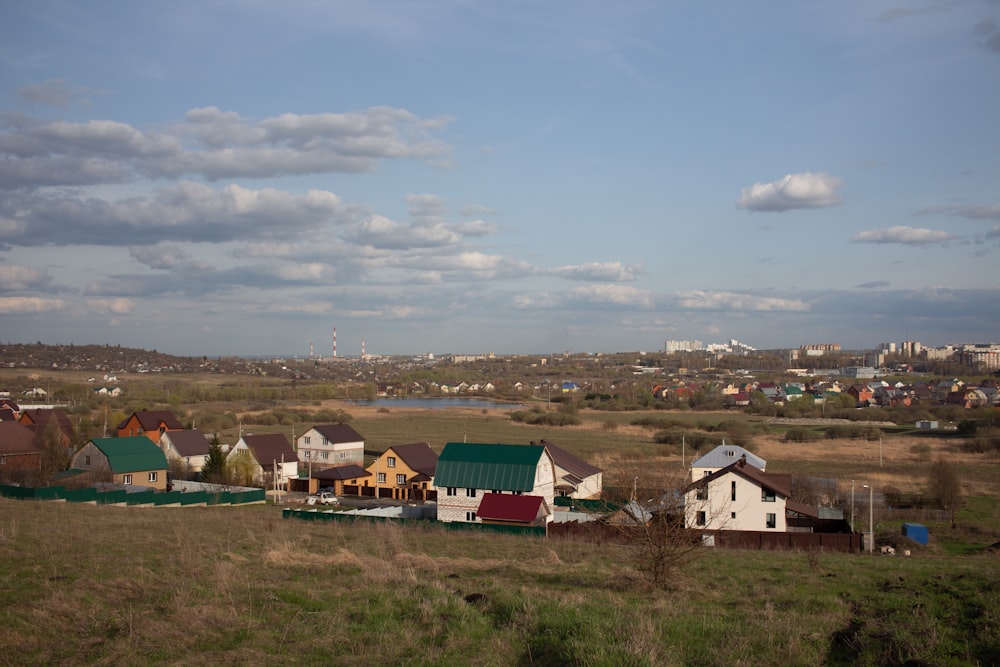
[825,424,882,440]
[509,408,581,426]
[784,427,821,443]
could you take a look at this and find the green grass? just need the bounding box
[1,499,999,666]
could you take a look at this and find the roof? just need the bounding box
[534,440,601,479]
[239,434,296,467]
[691,444,766,471]
[19,408,74,437]
[476,493,548,522]
[116,410,184,431]
[89,437,168,473]
[386,442,438,477]
[310,423,365,443]
[313,464,370,481]
[0,421,42,455]
[434,443,547,492]
[685,458,791,498]
[161,429,211,457]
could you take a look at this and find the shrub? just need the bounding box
[785,427,821,443]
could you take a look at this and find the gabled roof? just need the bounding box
[691,444,766,471]
[89,437,167,473]
[0,421,41,455]
[239,434,296,467]
[534,440,601,479]
[161,429,211,457]
[386,442,438,477]
[313,464,370,481]
[19,408,74,437]
[310,423,365,443]
[685,458,790,498]
[116,410,184,431]
[476,493,548,523]
[434,443,546,492]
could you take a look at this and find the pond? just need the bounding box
[349,397,524,410]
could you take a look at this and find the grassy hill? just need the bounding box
[0,498,997,666]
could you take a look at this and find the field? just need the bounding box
[3,378,1000,664]
[1,497,998,666]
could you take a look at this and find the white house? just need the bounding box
[532,439,603,500]
[228,433,298,489]
[296,423,365,470]
[683,457,816,532]
[432,442,555,523]
[159,429,211,473]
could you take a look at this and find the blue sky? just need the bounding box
[1,1,998,357]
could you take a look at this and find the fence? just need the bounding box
[0,484,266,507]
[282,507,546,537]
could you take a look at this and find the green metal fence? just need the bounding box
[0,484,266,507]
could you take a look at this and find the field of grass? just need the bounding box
[1,498,998,666]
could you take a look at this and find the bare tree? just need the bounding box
[927,457,962,525]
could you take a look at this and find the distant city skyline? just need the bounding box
[2,3,998,358]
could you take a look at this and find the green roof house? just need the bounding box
[71,436,168,490]
[433,443,555,523]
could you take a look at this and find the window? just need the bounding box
[446,487,457,496]
[466,488,477,498]
[761,488,776,502]
[338,452,346,459]
[696,511,706,526]
[466,511,477,522]
[696,486,707,500]
[304,450,311,459]
[491,489,501,494]
[123,474,133,485]
[731,512,736,519]
[149,472,158,482]
[377,472,386,484]
[304,436,311,445]
[85,455,91,466]
[396,474,406,485]
[387,456,396,468]
[321,437,328,445]
[321,451,329,460]
[766,513,777,529]
[731,481,737,502]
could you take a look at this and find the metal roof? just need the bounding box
[434,443,545,491]
[691,444,766,471]
[90,436,167,473]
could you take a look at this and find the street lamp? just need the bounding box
[862,484,874,553]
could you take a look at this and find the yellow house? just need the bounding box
[365,442,438,501]
[71,436,168,490]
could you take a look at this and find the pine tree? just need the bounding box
[201,435,227,484]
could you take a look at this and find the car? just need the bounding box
[306,491,338,506]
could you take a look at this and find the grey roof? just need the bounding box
[161,429,211,457]
[311,423,365,443]
[691,444,766,471]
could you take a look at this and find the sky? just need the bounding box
[1,1,999,358]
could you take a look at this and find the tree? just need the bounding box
[927,458,962,525]
[200,435,228,484]
[35,419,69,485]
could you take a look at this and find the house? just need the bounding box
[228,433,298,489]
[433,442,555,523]
[93,386,123,397]
[159,429,212,473]
[531,439,603,499]
[561,381,579,393]
[0,398,20,421]
[18,408,76,448]
[683,456,816,532]
[116,410,184,445]
[0,421,43,482]
[71,436,168,490]
[366,442,439,501]
[690,444,766,480]
[296,423,365,470]
[476,493,551,527]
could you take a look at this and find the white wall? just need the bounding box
[684,471,786,532]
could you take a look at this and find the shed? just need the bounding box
[902,522,929,545]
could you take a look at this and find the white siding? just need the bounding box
[684,471,786,532]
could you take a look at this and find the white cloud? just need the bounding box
[514,285,654,310]
[915,203,1000,220]
[129,244,192,269]
[87,298,136,315]
[851,226,956,245]
[675,290,809,312]
[0,264,51,291]
[550,261,641,282]
[737,172,844,212]
[0,296,66,313]
[346,215,459,249]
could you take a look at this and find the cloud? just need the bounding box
[346,215,459,249]
[406,193,447,219]
[877,7,945,23]
[549,261,641,282]
[915,202,1000,220]
[515,284,655,310]
[17,79,108,107]
[674,291,809,312]
[0,106,454,189]
[0,296,67,313]
[87,298,136,315]
[737,172,844,212]
[851,226,957,245]
[856,280,891,289]
[3,182,357,246]
[129,244,192,269]
[0,264,52,291]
